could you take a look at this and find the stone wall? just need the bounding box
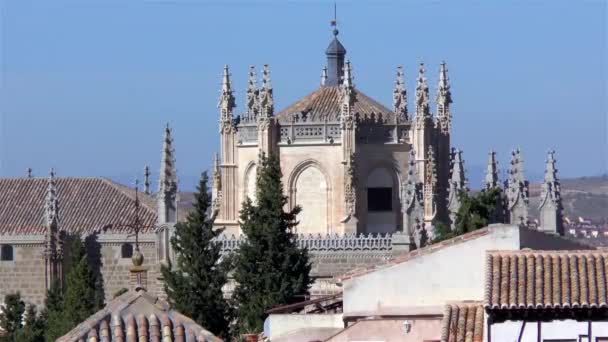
[0,243,47,306]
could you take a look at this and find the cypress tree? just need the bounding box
[42,279,65,342]
[232,153,312,334]
[45,235,99,341]
[161,172,231,338]
[0,293,25,341]
[15,305,45,342]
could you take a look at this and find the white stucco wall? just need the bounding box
[490,319,608,341]
[343,225,522,315]
[264,313,343,340]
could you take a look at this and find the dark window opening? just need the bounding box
[1,245,14,261]
[121,243,133,259]
[368,187,392,212]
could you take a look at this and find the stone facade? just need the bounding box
[213,29,453,243]
[0,241,47,306]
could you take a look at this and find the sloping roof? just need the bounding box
[484,250,608,309]
[440,302,484,342]
[338,228,492,282]
[0,177,157,235]
[275,86,394,123]
[57,289,222,342]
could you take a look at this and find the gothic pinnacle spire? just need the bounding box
[340,60,356,117]
[258,64,274,118]
[157,124,178,224]
[506,148,529,226]
[393,66,408,121]
[436,62,452,116]
[539,150,563,235]
[143,165,150,195]
[447,149,467,229]
[415,63,431,118]
[218,65,235,122]
[484,150,499,189]
[402,149,425,248]
[45,168,59,229]
[245,65,259,122]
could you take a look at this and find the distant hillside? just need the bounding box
[176,175,608,223]
[528,175,608,223]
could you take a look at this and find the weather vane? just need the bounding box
[117,178,155,255]
[331,2,338,36]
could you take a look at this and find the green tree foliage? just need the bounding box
[0,293,25,341]
[161,172,231,338]
[42,279,65,342]
[433,187,503,243]
[232,153,312,334]
[14,305,45,342]
[45,235,100,341]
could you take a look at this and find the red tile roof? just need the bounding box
[0,177,157,235]
[57,289,222,342]
[440,302,484,342]
[276,86,395,123]
[337,228,491,282]
[484,250,608,309]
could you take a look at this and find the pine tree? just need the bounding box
[161,172,231,338]
[232,153,312,334]
[0,293,25,341]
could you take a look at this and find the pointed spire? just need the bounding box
[325,13,346,87]
[342,59,354,89]
[158,123,178,224]
[393,66,408,121]
[539,150,563,235]
[447,149,467,229]
[213,153,221,191]
[143,165,150,195]
[44,168,59,229]
[217,65,235,122]
[339,60,356,125]
[436,62,452,117]
[484,150,500,189]
[415,63,431,118]
[506,148,529,226]
[321,67,328,86]
[245,65,259,122]
[258,64,274,118]
[402,149,425,248]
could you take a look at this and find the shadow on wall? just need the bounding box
[62,233,106,308]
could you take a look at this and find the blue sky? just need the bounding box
[1,0,606,190]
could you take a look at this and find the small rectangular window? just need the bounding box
[1,245,14,261]
[368,187,392,212]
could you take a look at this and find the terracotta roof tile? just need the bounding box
[440,302,484,342]
[484,250,608,309]
[57,290,222,342]
[0,177,157,235]
[275,86,394,123]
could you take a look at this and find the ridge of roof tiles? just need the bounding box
[57,289,222,342]
[440,302,484,342]
[337,228,492,282]
[484,250,608,310]
[275,86,394,123]
[0,177,157,235]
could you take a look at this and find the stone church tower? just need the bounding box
[213,28,455,240]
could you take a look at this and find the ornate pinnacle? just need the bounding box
[258,64,274,118]
[415,63,431,118]
[143,165,150,195]
[484,150,499,190]
[450,149,467,191]
[340,60,356,118]
[158,124,177,197]
[321,67,328,86]
[403,149,422,210]
[436,62,452,117]
[425,149,437,188]
[393,66,408,121]
[44,168,59,229]
[342,59,354,89]
[246,65,259,120]
[217,65,235,122]
[543,150,558,183]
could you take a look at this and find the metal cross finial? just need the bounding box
[27,168,32,178]
[331,2,338,36]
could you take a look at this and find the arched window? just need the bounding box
[121,243,133,259]
[0,245,14,261]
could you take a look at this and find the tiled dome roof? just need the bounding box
[275,86,394,123]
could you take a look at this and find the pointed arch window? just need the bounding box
[0,245,14,261]
[121,243,133,259]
